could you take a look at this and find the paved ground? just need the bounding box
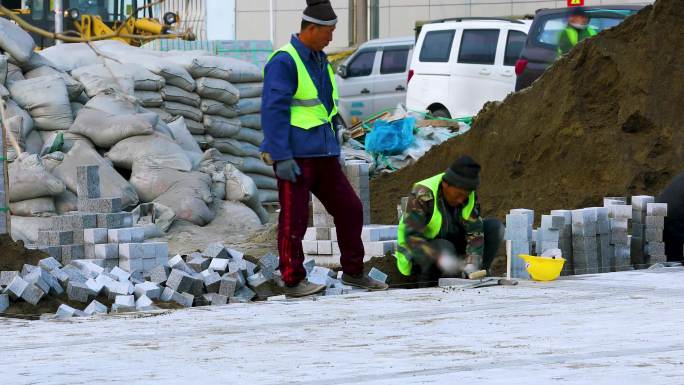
[3,268,684,384]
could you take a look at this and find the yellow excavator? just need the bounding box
[0,0,194,48]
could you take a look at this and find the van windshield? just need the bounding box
[535,9,638,46]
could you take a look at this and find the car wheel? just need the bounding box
[430,108,451,119]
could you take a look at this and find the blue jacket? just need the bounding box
[260,35,340,161]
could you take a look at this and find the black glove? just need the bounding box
[275,159,301,183]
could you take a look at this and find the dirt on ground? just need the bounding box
[371,0,684,225]
[0,234,47,271]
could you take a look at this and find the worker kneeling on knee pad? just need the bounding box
[395,156,504,285]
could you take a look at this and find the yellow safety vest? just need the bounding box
[267,43,339,130]
[557,26,598,55]
[395,173,476,276]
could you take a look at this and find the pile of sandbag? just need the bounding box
[0,18,272,228]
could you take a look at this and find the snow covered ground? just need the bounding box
[3,268,684,384]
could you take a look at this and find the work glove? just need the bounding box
[437,252,464,275]
[275,159,301,183]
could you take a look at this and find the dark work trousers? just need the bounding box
[277,157,365,286]
[413,218,504,285]
[664,218,684,261]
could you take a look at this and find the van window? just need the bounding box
[347,50,376,77]
[419,30,455,62]
[534,12,636,47]
[458,29,500,65]
[380,48,409,74]
[504,30,527,66]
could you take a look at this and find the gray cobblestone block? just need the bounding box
[594,207,609,222]
[61,245,85,264]
[539,228,560,242]
[73,260,104,278]
[646,242,666,257]
[0,294,9,313]
[572,221,597,237]
[130,227,145,243]
[108,228,132,244]
[614,245,632,271]
[149,265,170,284]
[307,266,332,286]
[302,240,318,254]
[78,197,122,213]
[4,275,28,300]
[549,209,572,223]
[363,240,396,256]
[645,215,665,228]
[135,295,155,311]
[21,284,45,306]
[95,243,119,259]
[84,300,108,316]
[167,255,194,275]
[303,258,315,274]
[37,230,74,246]
[597,219,611,234]
[84,228,108,245]
[172,291,194,307]
[538,241,559,254]
[204,242,229,259]
[20,264,38,277]
[610,231,629,245]
[304,227,331,241]
[646,203,667,217]
[219,276,238,297]
[368,267,388,283]
[603,197,627,206]
[23,268,51,295]
[246,272,268,290]
[84,244,96,259]
[572,208,596,224]
[85,278,104,295]
[226,247,244,260]
[160,287,174,302]
[188,275,205,296]
[49,268,70,287]
[203,271,222,293]
[0,271,19,287]
[645,228,663,243]
[209,258,229,274]
[38,246,62,262]
[188,256,211,272]
[166,269,194,293]
[96,212,133,229]
[76,165,101,199]
[258,253,279,279]
[225,271,245,289]
[118,243,145,259]
[631,195,655,211]
[119,258,143,272]
[68,213,99,230]
[67,281,91,303]
[540,215,565,230]
[211,294,228,306]
[508,209,534,227]
[56,304,78,318]
[61,265,88,284]
[142,258,161,272]
[103,280,130,300]
[233,286,256,301]
[597,235,614,273]
[360,225,398,242]
[109,266,131,282]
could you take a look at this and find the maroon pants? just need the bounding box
[277,157,365,286]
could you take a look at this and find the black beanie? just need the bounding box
[303,0,338,26]
[442,156,481,190]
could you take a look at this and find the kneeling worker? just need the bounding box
[396,156,504,283]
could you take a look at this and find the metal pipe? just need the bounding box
[54,0,63,45]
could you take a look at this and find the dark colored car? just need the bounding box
[514,5,644,91]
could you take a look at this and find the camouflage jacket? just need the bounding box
[401,184,484,266]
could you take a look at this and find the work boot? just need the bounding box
[282,279,326,298]
[341,273,389,291]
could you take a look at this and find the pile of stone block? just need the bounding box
[504,209,533,279]
[644,203,667,265]
[549,210,573,275]
[605,200,632,272]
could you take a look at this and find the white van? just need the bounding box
[407,18,532,119]
[335,36,414,126]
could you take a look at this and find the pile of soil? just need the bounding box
[371,0,684,225]
[0,234,46,271]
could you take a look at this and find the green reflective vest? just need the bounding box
[267,43,339,130]
[395,173,476,276]
[557,26,598,56]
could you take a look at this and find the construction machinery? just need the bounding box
[0,0,194,48]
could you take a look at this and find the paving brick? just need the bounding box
[188,275,205,296]
[631,195,655,211]
[20,284,45,306]
[308,266,332,286]
[95,243,119,259]
[37,230,74,246]
[361,225,398,242]
[20,264,39,277]
[219,276,238,297]
[23,268,51,294]
[203,271,222,293]
[3,275,29,300]
[509,209,534,227]
[73,260,104,278]
[645,228,663,242]
[84,300,108,316]
[302,240,318,254]
[259,253,279,279]
[233,286,256,301]
[166,269,194,293]
[96,212,133,229]
[209,258,229,274]
[646,242,666,257]
[56,304,78,318]
[84,228,108,245]
[317,241,333,255]
[61,265,88,284]
[645,215,665,228]
[0,294,9,313]
[135,295,155,311]
[304,227,331,241]
[67,281,91,303]
[103,279,130,300]
[204,242,229,259]
[188,256,211,272]
[85,278,104,295]
[118,243,146,259]
[172,291,194,307]
[78,197,122,213]
[225,271,246,289]
[61,245,85,264]
[142,258,161,272]
[363,240,396,256]
[76,165,101,199]
[540,215,565,230]
[211,294,228,306]
[160,287,175,302]
[110,266,131,282]
[646,203,668,217]
[119,258,143,272]
[38,246,62,261]
[167,255,195,274]
[368,267,388,283]
[108,228,132,243]
[0,271,19,287]
[149,265,170,284]
[603,197,627,206]
[303,259,316,274]
[506,240,531,280]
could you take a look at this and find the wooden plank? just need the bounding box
[0,101,11,235]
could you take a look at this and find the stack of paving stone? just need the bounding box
[593,207,613,273]
[549,210,573,275]
[604,199,632,272]
[630,195,655,267]
[644,202,668,264]
[571,208,600,275]
[504,209,534,279]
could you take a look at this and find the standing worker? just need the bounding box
[395,156,504,285]
[557,7,598,56]
[260,0,388,297]
[657,172,684,262]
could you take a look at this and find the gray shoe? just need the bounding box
[341,273,389,291]
[282,279,326,298]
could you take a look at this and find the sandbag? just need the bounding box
[161,85,200,107]
[147,107,174,122]
[135,90,163,107]
[8,75,74,130]
[10,216,54,245]
[72,63,135,97]
[70,102,84,116]
[193,56,262,83]
[219,153,275,177]
[239,113,261,130]
[106,133,193,171]
[86,91,143,115]
[247,173,278,190]
[168,117,202,154]
[6,63,24,84]
[4,116,24,161]
[10,197,56,217]
[131,202,176,233]
[213,138,260,158]
[51,141,139,208]
[155,119,175,140]
[0,54,7,85]
[162,101,203,122]
[19,52,59,72]
[0,84,8,99]
[70,108,157,148]
[128,64,165,91]
[234,126,264,147]
[237,97,262,115]
[130,157,214,225]
[224,164,269,224]
[24,130,43,155]
[192,134,213,149]
[38,43,101,72]
[235,82,263,98]
[8,153,66,202]
[204,115,241,138]
[4,99,33,138]
[200,99,238,118]
[54,189,78,214]
[24,65,84,101]
[259,189,279,203]
[0,18,36,63]
[195,77,239,105]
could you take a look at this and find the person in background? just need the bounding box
[557,7,598,56]
[657,172,684,261]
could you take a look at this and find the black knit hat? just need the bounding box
[442,156,481,190]
[303,0,338,26]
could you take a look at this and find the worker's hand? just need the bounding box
[437,252,463,275]
[275,159,301,183]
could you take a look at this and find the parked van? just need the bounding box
[336,36,414,126]
[407,18,532,119]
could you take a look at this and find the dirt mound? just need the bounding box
[372,0,684,224]
[0,234,47,271]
